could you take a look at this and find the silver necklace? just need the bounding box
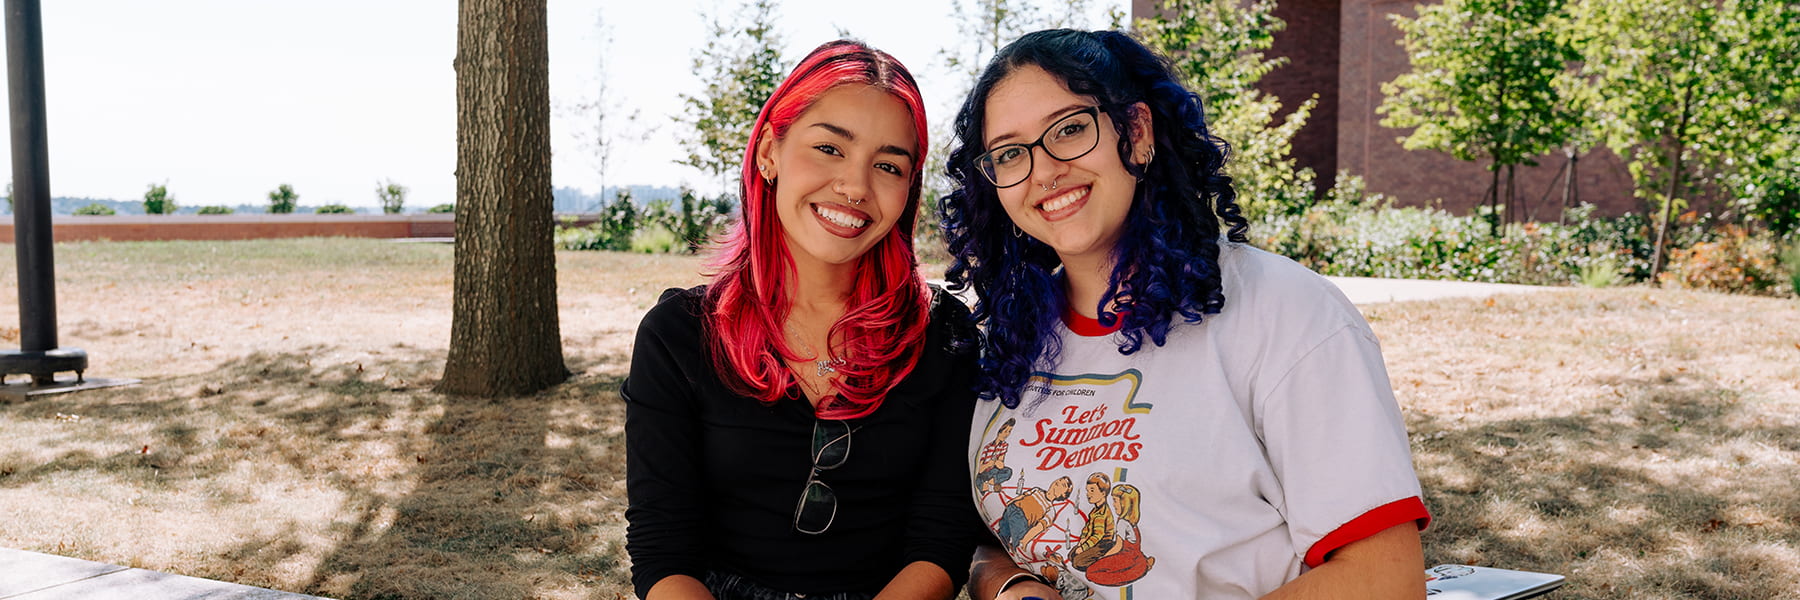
[815,356,847,377]
[788,324,846,377]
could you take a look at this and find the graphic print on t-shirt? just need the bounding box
[976,370,1157,599]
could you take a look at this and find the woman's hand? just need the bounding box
[970,543,1063,600]
[994,578,1063,600]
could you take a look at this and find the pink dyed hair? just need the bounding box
[702,40,931,420]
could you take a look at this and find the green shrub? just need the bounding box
[268,184,298,214]
[377,180,407,214]
[673,188,734,253]
[197,205,234,215]
[629,224,681,254]
[73,203,115,216]
[1659,226,1792,296]
[1578,258,1623,288]
[427,203,455,214]
[602,191,641,250]
[143,183,175,215]
[314,204,353,214]
[1782,241,1800,296]
[554,223,608,251]
[1254,200,1672,286]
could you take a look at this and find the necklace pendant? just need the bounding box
[815,358,844,377]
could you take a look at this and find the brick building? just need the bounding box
[1132,0,1641,217]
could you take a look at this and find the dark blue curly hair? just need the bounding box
[940,29,1250,407]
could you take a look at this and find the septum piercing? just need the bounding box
[833,180,864,205]
[1039,177,1060,192]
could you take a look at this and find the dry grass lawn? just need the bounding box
[0,238,1796,600]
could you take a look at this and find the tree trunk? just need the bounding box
[1560,148,1577,225]
[1486,165,1502,237]
[438,0,569,397]
[1649,84,1695,284]
[1505,164,1517,228]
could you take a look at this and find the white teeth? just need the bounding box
[1040,188,1087,212]
[815,205,868,229]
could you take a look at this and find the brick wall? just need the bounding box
[1135,0,1649,217]
[1262,0,1341,193]
[1337,0,1640,215]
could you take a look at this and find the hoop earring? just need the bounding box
[1012,224,1023,238]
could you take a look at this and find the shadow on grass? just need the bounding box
[0,346,637,600]
[1413,371,1800,599]
[298,352,634,600]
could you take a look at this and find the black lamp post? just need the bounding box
[1,0,87,386]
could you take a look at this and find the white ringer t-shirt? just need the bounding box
[967,243,1430,600]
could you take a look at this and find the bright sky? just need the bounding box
[0,0,1120,210]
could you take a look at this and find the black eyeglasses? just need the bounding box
[974,106,1104,188]
[794,419,855,535]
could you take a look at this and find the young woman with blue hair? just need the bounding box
[940,29,1431,600]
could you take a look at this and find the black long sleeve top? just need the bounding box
[623,285,983,598]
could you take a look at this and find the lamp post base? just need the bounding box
[0,346,88,385]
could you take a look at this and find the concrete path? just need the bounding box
[1324,276,1554,305]
[934,276,1557,308]
[0,548,331,600]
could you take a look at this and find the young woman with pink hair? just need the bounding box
[623,40,981,600]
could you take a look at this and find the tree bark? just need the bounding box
[1560,149,1577,225]
[1486,165,1502,237]
[1497,163,1512,227]
[1649,83,1695,284]
[438,0,569,397]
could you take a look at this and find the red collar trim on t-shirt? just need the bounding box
[1061,306,1126,337]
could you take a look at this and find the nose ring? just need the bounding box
[835,180,864,205]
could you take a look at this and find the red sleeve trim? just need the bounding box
[1303,496,1431,568]
[1061,306,1126,337]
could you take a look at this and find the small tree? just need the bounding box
[428,203,456,214]
[674,187,735,253]
[315,204,353,214]
[570,7,652,210]
[143,183,175,215]
[377,180,408,214]
[1379,0,1577,235]
[1568,0,1800,278]
[598,189,638,251]
[1137,0,1318,220]
[197,205,234,215]
[676,0,785,194]
[74,203,115,216]
[268,184,299,214]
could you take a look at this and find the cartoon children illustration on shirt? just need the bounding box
[1069,473,1117,569]
[995,475,1074,552]
[1086,483,1155,586]
[975,418,1016,493]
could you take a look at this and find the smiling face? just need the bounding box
[757,84,918,272]
[981,64,1152,269]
